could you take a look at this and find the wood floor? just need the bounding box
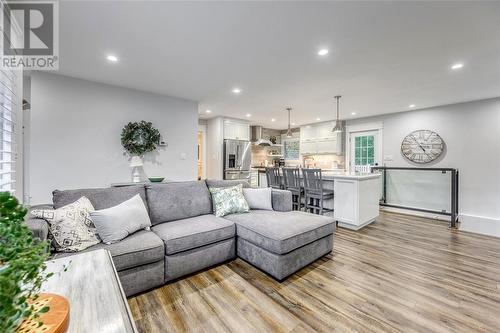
[128,212,500,333]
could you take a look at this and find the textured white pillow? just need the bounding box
[90,194,151,244]
[243,188,273,211]
[31,196,100,252]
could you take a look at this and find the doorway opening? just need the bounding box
[197,124,206,180]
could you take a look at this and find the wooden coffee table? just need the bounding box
[40,249,137,333]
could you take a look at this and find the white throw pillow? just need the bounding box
[243,187,273,211]
[31,196,100,252]
[90,194,151,244]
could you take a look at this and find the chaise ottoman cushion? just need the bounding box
[152,214,235,255]
[52,230,164,271]
[224,210,334,255]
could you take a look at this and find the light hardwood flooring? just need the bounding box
[128,212,500,333]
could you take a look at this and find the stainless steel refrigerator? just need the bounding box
[223,139,251,180]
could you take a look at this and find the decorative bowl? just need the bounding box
[148,177,165,183]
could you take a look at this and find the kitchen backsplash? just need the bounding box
[302,154,346,170]
[251,145,279,167]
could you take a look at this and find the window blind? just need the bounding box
[0,69,17,193]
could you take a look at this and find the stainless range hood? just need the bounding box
[251,126,273,146]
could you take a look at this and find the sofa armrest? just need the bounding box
[271,189,293,212]
[26,204,53,241]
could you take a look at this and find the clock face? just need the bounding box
[401,130,444,164]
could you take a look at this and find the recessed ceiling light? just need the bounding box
[206,110,212,114]
[316,117,321,121]
[271,118,276,122]
[106,55,118,62]
[232,88,241,94]
[409,104,416,108]
[291,122,295,126]
[318,49,329,56]
[246,113,251,117]
[451,63,464,70]
[351,112,356,115]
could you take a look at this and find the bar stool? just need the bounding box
[282,167,304,211]
[302,168,334,215]
[265,167,282,189]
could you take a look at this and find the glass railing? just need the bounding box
[371,167,459,228]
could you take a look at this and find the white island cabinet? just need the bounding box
[332,174,380,230]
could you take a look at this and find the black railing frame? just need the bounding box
[371,166,459,228]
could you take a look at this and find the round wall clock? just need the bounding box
[401,130,444,164]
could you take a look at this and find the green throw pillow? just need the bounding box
[209,184,250,217]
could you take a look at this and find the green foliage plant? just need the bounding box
[0,192,52,333]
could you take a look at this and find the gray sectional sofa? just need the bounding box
[26,179,335,296]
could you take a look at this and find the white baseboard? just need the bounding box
[380,207,500,238]
[380,206,449,221]
[459,214,500,238]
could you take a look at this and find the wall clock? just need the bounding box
[401,130,444,164]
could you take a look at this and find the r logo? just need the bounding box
[3,2,54,56]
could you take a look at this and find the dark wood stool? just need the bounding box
[265,167,282,189]
[282,167,304,211]
[302,168,334,215]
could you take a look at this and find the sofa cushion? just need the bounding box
[52,230,164,271]
[205,179,250,189]
[53,185,147,210]
[151,214,235,255]
[146,181,212,225]
[224,210,334,255]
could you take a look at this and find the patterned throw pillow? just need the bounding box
[209,184,250,217]
[31,196,101,252]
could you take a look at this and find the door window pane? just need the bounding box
[354,135,376,166]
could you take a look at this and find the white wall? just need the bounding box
[347,97,500,236]
[206,117,224,179]
[29,72,198,204]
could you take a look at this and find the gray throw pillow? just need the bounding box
[90,194,151,244]
[209,184,249,217]
[242,188,273,210]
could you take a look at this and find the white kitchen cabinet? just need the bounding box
[315,138,337,154]
[334,174,380,230]
[258,172,267,188]
[224,120,249,141]
[250,169,259,187]
[300,125,315,141]
[300,122,342,154]
[316,122,336,140]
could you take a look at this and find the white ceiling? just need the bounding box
[56,1,500,129]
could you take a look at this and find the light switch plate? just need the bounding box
[180,153,187,160]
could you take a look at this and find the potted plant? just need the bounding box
[0,192,52,333]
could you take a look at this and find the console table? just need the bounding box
[41,249,137,332]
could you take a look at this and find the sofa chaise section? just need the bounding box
[224,210,335,280]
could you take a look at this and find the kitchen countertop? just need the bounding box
[251,167,380,180]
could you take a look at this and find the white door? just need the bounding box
[349,130,379,173]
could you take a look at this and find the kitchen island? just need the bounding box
[253,168,381,230]
[324,173,380,230]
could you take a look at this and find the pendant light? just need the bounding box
[332,95,343,133]
[286,107,293,138]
